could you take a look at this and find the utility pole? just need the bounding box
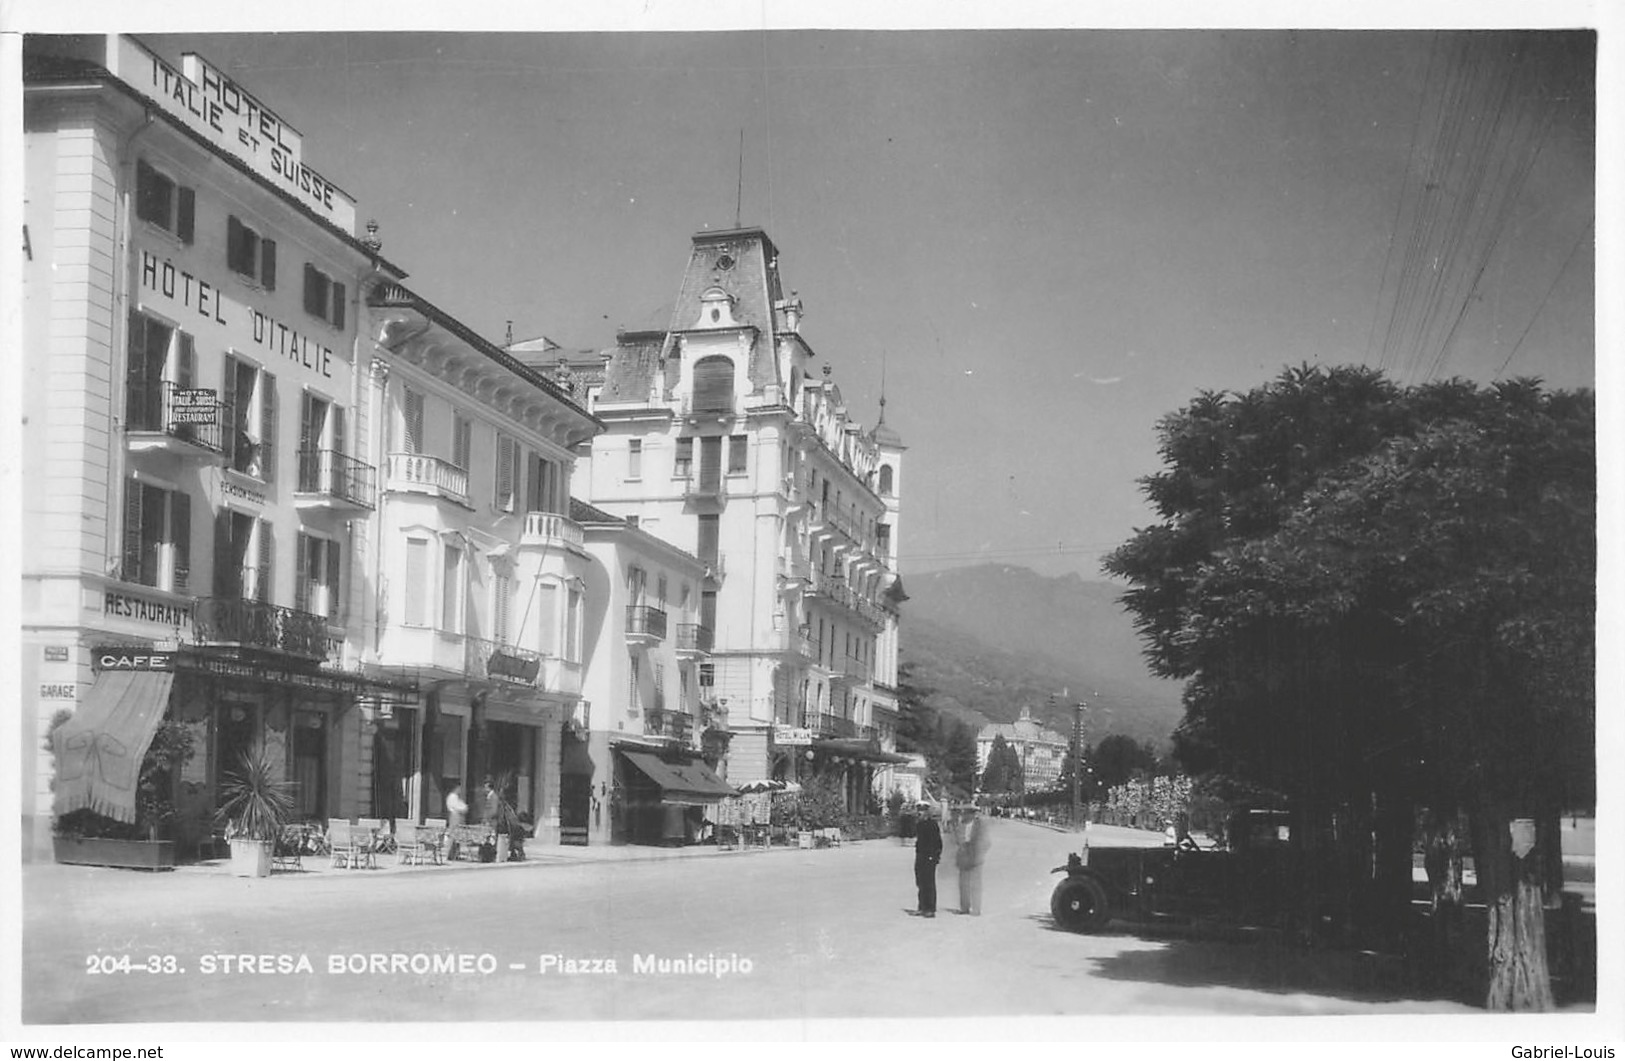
[1071,699,1087,829]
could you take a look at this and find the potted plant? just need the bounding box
[49,715,194,870]
[485,772,523,862]
[215,750,294,878]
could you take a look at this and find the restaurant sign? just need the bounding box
[487,651,541,685]
[171,388,218,425]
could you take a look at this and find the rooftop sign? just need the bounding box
[113,37,358,234]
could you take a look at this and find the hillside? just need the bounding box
[898,564,1186,746]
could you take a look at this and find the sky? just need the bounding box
[34,16,1607,582]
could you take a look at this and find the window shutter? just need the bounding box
[295,533,312,614]
[326,538,342,620]
[331,281,346,329]
[729,434,747,474]
[136,160,157,223]
[304,264,323,317]
[495,435,515,511]
[260,371,277,483]
[213,510,234,597]
[176,332,196,388]
[171,490,191,593]
[404,389,424,453]
[260,238,277,291]
[177,186,195,244]
[526,452,542,513]
[331,404,345,456]
[256,521,273,603]
[404,539,427,625]
[122,480,144,584]
[227,215,243,273]
[220,356,238,467]
[692,356,734,412]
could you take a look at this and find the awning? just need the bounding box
[812,738,913,765]
[51,671,176,824]
[620,751,737,804]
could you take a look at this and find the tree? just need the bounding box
[1092,734,1159,791]
[895,661,940,758]
[1105,366,1594,1010]
[980,733,1024,796]
[937,718,980,797]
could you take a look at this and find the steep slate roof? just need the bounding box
[599,331,667,404]
[667,228,788,393]
[569,497,624,525]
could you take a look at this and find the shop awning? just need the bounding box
[51,671,176,824]
[812,738,913,765]
[620,751,737,804]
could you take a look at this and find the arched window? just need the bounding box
[692,356,734,413]
[878,464,894,496]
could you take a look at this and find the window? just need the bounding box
[136,160,194,243]
[566,586,582,662]
[877,523,891,557]
[402,388,425,454]
[526,453,561,514]
[536,582,559,656]
[122,479,190,591]
[452,412,473,470]
[653,662,666,714]
[625,515,640,529]
[295,532,342,620]
[226,215,276,289]
[493,571,513,643]
[441,544,464,632]
[673,437,693,479]
[222,356,277,481]
[727,435,748,475]
[627,566,646,606]
[627,653,641,714]
[214,510,272,602]
[627,439,643,479]
[697,515,719,568]
[403,538,429,626]
[124,313,196,432]
[879,464,894,496]
[302,263,346,328]
[699,663,715,689]
[494,433,520,512]
[297,392,346,493]
[656,575,668,610]
[692,355,734,412]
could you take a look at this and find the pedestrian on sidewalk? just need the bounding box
[446,782,468,861]
[956,805,992,915]
[914,803,943,918]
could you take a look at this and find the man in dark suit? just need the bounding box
[914,803,944,918]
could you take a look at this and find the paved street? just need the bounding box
[23,821,1477,1026]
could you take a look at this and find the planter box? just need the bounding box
[230,838,273,878]
[53,836,176,871]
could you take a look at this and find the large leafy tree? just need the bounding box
[1106,366,1594,1010]
[980,733,1024,795]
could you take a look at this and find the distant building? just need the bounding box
[976,705,1069,790]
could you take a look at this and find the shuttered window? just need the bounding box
[404,538,429,626]
[303,264,345,327]
[728,434,747,474]
[223,357,276,481]
[442,544,463,633]
[692,356,734,412]
[227,216,273,285]
[296,533,341,620]
[122,480,192,591]
[627,439,643,479]
[136,160,194,243]
[493,572,512,644]
[452,412,472,470]
[403,388,425,453]
[673,437,693,479]
[494,434,518,512]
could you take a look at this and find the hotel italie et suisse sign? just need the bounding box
[113,36,359,234]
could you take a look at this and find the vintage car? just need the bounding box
[1049,811,1315,934]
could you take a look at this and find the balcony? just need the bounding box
[521,511,585,551]
[814,712,858,739]
[830,655,871,687]
[386,453,471,508]
[125,381,225,460]
[684,478,726,511]
[675,624,714,659]
[464,635,544,686]
[644,707,694,743]
[701,552,726,585]
[625,605,668,647]
[295,448,376,513]
[786,628,819,660]
[193,596,330,660]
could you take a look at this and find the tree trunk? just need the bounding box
[1372,789,1415,952]
[1421,808,1468,998]
[1470,801,1554,1011]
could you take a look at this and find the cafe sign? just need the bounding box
[93,649,177,672]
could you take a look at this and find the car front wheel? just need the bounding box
[1050,874,1111,933]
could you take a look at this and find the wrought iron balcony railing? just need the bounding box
[625,605,668,643]
[193,596,330,659]
[676,624,714,655]
[814,712,858,739]
[296,448,377,509]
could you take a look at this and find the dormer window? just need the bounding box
[694,286,738,329]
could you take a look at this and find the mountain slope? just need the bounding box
[898,564,1185,745]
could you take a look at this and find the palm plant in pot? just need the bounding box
[486,772,523,862]
[215,750,294,878]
